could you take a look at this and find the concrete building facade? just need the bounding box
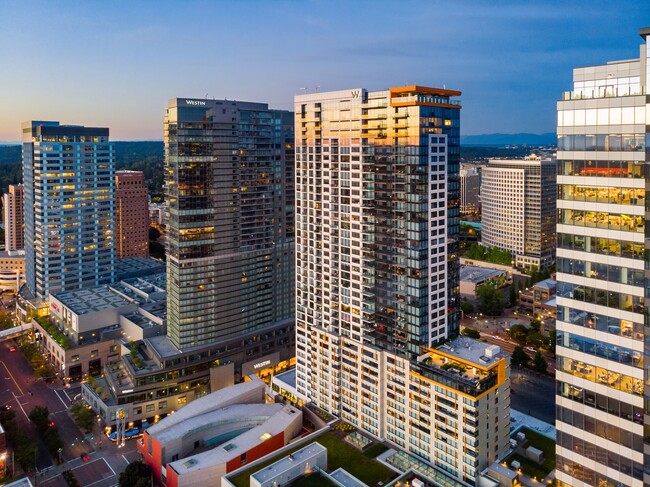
[480,155,556,271]
[115,170,149,258]
[294,86,509,486]
[555,28,649,487]
[22,121,115,299]
[3,184,24,251]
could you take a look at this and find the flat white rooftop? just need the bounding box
[251,442,327,484]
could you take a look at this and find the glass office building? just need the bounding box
[164,98,294,350]
[22,121,115,299]
[555,28,649,487]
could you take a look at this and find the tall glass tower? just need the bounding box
[555,29,649,487]
[164,98,294,350]
[22,121,115,299]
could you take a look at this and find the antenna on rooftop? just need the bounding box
[299,87,308,94]
[314,85,320,92]
[205,93,208,99]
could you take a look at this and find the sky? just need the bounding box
[1,0,649,141]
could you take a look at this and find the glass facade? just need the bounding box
[22,121,115,299]
[555,32,648,487]
[164,99,294,350]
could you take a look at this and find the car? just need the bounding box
[8,346,16,352]
[525,346,536,353]
[1,404,11,411]
[80,454,91,462]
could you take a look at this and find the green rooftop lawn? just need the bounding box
[228,431,396,487]
[290,473,337,487]
[509,428,556,479]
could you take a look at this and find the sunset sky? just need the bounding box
[1,0,649,141]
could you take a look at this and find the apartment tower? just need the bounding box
[3,184,24,251]
[115,170,149,258]
[295,86,510,485]
[480,155,556,271]
[164,98,294,351]
[22,121,115,299]
[555,28,649,486]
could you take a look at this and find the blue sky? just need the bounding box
[1,0,649,140]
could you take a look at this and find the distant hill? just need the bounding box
[461,133,556,147]
[0,141,165,198]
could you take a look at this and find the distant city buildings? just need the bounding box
[115,170,149,258]
[22,121,115,299]
[148,202,165,227]
[480,155,556,270]
[555,28,648,487]
[3,184,24,251]
[0,250,25,293]
[292,86,509,485]
[459,166,480,216]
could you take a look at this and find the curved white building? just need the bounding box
[480,155,556,270]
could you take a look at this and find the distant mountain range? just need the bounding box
[460,133,556,146]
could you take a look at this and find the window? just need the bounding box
[146,404,154,413]
[158,401,167,410]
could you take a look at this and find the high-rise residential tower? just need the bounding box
[22,121,115,299]
[555,28,649,487]
[115,170,149,258]
[294,86,510,485]
[480,155,556,271]
[164,98,294,350]
[3,184,24,251]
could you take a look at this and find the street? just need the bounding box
[509,366,556,425]
[0,337,140,485]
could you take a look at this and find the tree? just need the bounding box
[511,346,530,367]
[508,324,528,345]
[119,461,152,487]
[476,285,504,317]
[0,310,13,330]
[459,300,474,316]
[13,433,38,471]
[461,327,480,339]
[70,403,96,433]
[546,329,557,354]
[148,226,161,241]
[531,351,548,373]
[28,406,50,434]
[508,285,516,306]
[529,319,542,332]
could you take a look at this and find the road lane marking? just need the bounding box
[105,457,117,476]
[54,389,68,409]
[12,391,28,420]
[121,455,129,464]
[0,360,24,395]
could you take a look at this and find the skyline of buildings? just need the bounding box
[7,26,650,487]
[555,28,648,487]
[480,155,557,270]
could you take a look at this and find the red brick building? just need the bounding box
[115,171,149,258]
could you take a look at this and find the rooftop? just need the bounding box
[0,250,25,258]
[460,265,506,283]
[436,336,503,368]
[274,368,296,389]
[252,442,327,484]
[114,257,165,281]
[534,278,556,290]
[51,286,134,315]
